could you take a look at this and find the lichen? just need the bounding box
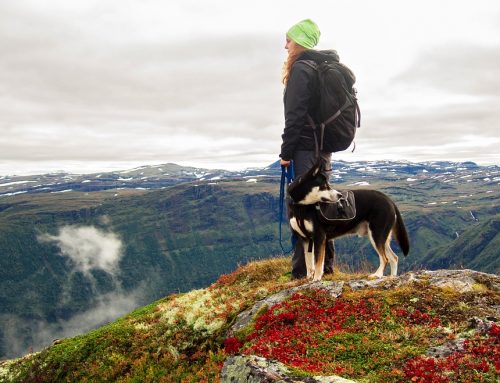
[133,322,150,331]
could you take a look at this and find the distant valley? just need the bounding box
[0,160,498,359]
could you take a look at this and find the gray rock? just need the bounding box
[347,279,382,290]
[220,355,285,383]
[221,355,357,383]
[347,269,500,293]
[418,269,500,292]
[469,316,498,335]
[426,339,466,358]
[426,317,498,358]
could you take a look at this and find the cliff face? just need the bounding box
[1,258,499,383]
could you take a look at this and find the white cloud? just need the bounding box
[0,225,141,358]
[38,226,123,277]
[1,0,500,174]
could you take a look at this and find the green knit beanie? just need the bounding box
[287,19,321,49]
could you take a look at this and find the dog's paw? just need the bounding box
[312,270,324,282]
[368,273,383,279]
[307,269,315,280]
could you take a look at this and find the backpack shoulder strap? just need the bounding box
[296,59,318,71]
[297,59,320,156]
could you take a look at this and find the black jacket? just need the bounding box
[280,50,340,161]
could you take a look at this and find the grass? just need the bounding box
[1,256,498,382]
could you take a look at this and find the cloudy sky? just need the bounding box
[1,0,499,175]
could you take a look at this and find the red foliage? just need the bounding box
[222,289,497,381]
[403,356,449,383]
[402,323,500,382]
[490,323,500,337]
[212,271,240,288]
[393,307,441,328]
[223,337,243,354]
[241,290,382,372]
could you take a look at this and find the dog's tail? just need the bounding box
[394,207,410,256]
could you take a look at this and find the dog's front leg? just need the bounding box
[304,240,315,279]
[312,235,326,282]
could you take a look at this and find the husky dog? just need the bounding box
[287,161,410,281]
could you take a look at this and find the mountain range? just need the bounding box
[1,160,497,196]
[0,160,498,359]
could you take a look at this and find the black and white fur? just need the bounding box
[287,160,410,281]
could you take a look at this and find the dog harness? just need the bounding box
[315,191,356,222]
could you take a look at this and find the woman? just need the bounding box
[279,19,337,279]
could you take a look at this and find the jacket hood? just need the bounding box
[298,49,340,63]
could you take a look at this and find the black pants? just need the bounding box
[290,150,335,279]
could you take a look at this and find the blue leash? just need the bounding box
[279,162,295,254]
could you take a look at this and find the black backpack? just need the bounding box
[301,59,361,153]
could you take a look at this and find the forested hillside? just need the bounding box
[0,161,498,359]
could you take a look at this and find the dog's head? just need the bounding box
[287,160,342,205]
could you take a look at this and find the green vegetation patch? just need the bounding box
[1,257,294,383]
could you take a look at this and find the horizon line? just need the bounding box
[1,158,498,178]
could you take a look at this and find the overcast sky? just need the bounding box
[1,0,499,175]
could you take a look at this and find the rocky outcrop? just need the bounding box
[347,269,500,292]
[426,316,498,358]
[222,270,499,383]
[221,355,356,383]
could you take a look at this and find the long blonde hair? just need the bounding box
[282,45,307,85]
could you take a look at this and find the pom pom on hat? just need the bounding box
[287,19,321,49]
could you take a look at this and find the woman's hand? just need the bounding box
[280,159,291,167]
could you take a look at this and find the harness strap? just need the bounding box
[296,217,310,239]
[307,240,313,253]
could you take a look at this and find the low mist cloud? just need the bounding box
[38,226,123,277]
[0,226,141,358]
[2,288,144,358]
